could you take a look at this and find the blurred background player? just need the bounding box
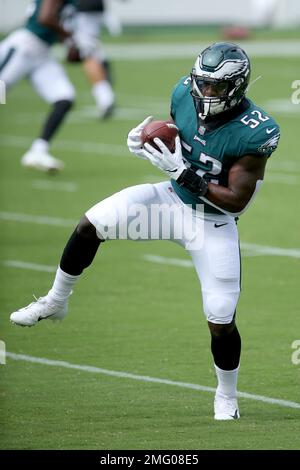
[70,0,124,118]
[0,0,77,172]
[222,0,279,39]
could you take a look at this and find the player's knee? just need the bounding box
[64,98,74,110]
[77,215,99,241]
[54,99,74,113]
[203,292,239,325]
[208,320,235,337]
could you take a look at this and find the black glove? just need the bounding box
[176,168,208,197]
[66,40,82,63]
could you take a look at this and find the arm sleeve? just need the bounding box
[240,124,280,158]
[170,77,188,122]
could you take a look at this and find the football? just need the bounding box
[141,120,178,152]
[66,44,82,63]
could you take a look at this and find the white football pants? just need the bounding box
[86,181,241,325]
[74,12,106,61]
[0,29,75,103]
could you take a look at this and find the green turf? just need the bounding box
[0,37,300,450]
[105,25,300,43]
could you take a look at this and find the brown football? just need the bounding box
[141,120,178,152]
[66,44,82,63]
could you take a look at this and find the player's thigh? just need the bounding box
[85,181,178,241]
[0,35,32,88]
[189,218,241,324]
[76,12,102,37]
[30,59,75,103]
[75,12,102,59]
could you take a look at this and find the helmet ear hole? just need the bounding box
[235,77,244,86]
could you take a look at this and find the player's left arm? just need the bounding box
[38,0,71,41]
[204,154,267,213]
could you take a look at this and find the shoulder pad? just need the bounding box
[171,76,191,118]
[237,104,280,157]
[248,123,280,157]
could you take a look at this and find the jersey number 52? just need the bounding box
[240,110,269,128]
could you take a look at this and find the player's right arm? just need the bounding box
[203,154,268,214]
[38,0,71,41]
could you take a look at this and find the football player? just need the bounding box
[69,0,116,119]
[10,43,280,420]
[0,0,77,171]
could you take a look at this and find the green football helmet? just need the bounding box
[191,42,251,119]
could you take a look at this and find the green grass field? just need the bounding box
[0,30,300,450]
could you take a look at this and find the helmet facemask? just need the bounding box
[191,76,227,118]
[191,75,247,119]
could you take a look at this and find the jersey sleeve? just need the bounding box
[239,122,280,158]
[170,77,189,121]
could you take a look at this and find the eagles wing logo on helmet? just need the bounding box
[211,59,249,80]
[197,57,249,80]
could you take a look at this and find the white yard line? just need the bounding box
[144,173,300,186]
[2,136,299,178]
[0,211,76,227]
[6,352,300,410]
[70,106,168,122]
[143,243,300,266]
[2,260,56,273]
[241,243,300,258]
[144,254,193,268]
[264,174,299,185]
[0,135,128,157]
[268,161,300,172]
[1,211,300,259]
[7,238,297,276]
[98,41,300,60]
[50,41,300,61]
[3,107,167,122]
[31,180,78,193]
[263,98,300,115]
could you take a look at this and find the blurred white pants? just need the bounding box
[0,29,75,103]
[74,12,105,61]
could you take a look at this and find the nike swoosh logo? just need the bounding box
[266,127,276,134]
[37,312,57,322]
[230,409,239,419]
[214,223,228,228]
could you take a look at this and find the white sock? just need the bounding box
[92,80,114,110]
[214,364,239,398]
[47,267,80,304]
[30,138,49,154]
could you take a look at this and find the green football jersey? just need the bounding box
[171,76,280,214]
[25,0,77,45]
